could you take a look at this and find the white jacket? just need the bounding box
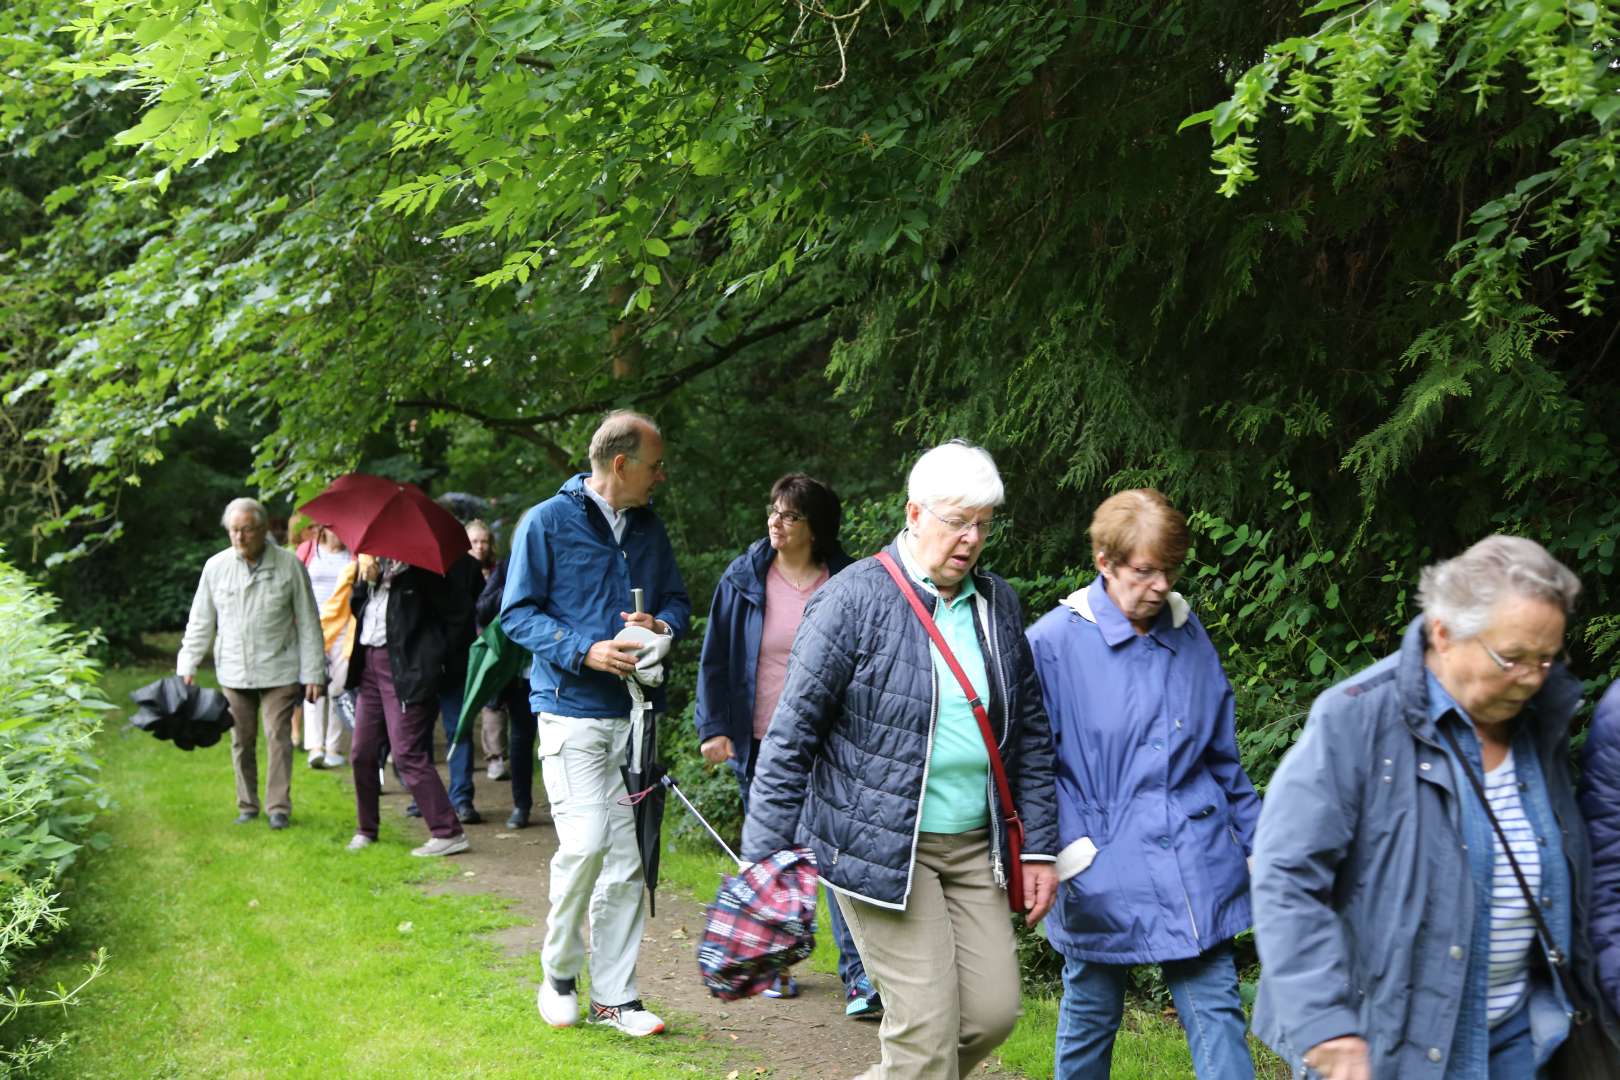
[177,544,325,689]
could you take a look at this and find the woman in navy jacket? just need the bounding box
[693,474,875,1013]
[1027,490,1259,1079]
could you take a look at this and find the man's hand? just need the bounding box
[1022,863,1058,926]
[585,639,646,677]
[1303,1036,1370,1080]
[701,736,735,765]
[619,611,668,635]
[180,673,196,687]
[304,683,324,703]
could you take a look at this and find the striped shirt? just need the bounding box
[1484,749,1541,1024]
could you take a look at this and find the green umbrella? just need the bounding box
[457,621,528,743]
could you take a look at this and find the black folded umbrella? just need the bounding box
[620,694,666,917]
[129,676,234,751]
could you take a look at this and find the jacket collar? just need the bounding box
[559,472,653,536]
[725,536,857,603]
[1060,575,1189,646]
[1396,614,1583,751]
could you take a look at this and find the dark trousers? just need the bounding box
[350,646,460,840]
[505,682,538,813]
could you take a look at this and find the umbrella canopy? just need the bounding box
[436,491,491,522]
[697,846,820,1001]
[614,622,671,915]
[456,621,528,742]
[129,676,234,751]
[298,474,470,576]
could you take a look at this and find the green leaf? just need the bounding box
[643,236,671,257]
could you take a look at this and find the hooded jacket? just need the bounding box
[740,538,1057,909]
[1026,576,1259,964]
[499,474,690,717]
[694,536,855,781]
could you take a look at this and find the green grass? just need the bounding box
[8,666,732,1079]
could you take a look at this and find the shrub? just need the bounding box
[0,550,111,1072]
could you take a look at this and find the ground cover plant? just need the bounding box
[0,551,110,1074]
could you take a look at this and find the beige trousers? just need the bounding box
[835,829,1021,1080]
[480,706,507,762]
[222,684,301,816]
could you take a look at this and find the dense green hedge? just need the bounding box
[0,551,110,1072]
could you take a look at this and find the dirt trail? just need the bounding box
[397,763,884,1079]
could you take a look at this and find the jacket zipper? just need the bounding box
[902,663,941,904]
[980,579,1011,888]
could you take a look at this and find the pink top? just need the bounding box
[752,561,830,740]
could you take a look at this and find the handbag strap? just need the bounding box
[873,551,1023,836]
[1437,722,1588,1019]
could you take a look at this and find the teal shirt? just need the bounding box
[898,533,992,834]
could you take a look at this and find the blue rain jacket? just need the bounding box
[1580,682,1620,1015]
[499,474,690,717]
[693,536,854,784]
[1252,616,1618,1077]
[1026,576,1259,964]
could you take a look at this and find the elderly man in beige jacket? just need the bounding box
[178,497,326,830]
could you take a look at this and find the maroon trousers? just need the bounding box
[350,645,460,840]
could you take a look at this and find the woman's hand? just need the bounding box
[701,736,735,765]
[1303,1036,1370,1080]
[1022,863,1058,926]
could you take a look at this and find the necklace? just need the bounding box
[776,561,823,590]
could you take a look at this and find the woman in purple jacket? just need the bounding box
[1027,489,1259,1079]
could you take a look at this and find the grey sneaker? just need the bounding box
[411,834,469,857]
[587,998,664,1037]
[346,834,375,852]
[322,753,346,769]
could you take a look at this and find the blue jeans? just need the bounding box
[1056,942,1254,1080]
[739,739,866,990]
[1489,1002,1537,1079]
[437,689,475,810]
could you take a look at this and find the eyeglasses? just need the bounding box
[921,504,1006,541]
[766,507,806,526]
[1120,562,1181,585]
[227,525,266,537]
[632,457,666,475]
[1476,638,1558,679]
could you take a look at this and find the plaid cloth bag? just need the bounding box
[697,846,820,1000]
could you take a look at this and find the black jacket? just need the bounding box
[740,538,1058,909]
[347,559,477,705]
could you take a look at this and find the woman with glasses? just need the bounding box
[1252,536,1620,1079]
[1026,489,1259,1079]
[742,440,1058,1080]
[694,474,877,1011]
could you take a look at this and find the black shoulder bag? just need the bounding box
[1438,724,1620,1079]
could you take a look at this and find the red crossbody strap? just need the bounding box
[874,552,1022,830]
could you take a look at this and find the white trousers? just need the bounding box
[536,711,645,1005]
[301,686,347,756]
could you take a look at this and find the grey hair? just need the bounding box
[588,410,660,469]
[1418,534,1581,640]
[220,497,268,529]
[907,439,1005,510]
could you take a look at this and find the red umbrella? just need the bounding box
[298,474,470,576]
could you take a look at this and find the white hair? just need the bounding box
[220,497,268,529]
[1418,534,1581,640]
[588,410,660,469]
[907,439,1005,510]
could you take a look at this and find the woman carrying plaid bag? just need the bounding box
[741,440,1059,1080]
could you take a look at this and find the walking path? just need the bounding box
[403,762,1023,1079]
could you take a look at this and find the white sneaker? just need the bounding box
[308,750,326,769]
[346,834,374,852]
[410,834,470,857]
[323,753,346,769]
[587,999,664,1037]
[537,977,579,1028]
[486,757,510,781]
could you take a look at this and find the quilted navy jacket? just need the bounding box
[740,537,1058,910]
[693,536,854,784]
[1580,681,1620,1014]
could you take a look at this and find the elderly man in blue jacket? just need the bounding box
[500,410,690,1039]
